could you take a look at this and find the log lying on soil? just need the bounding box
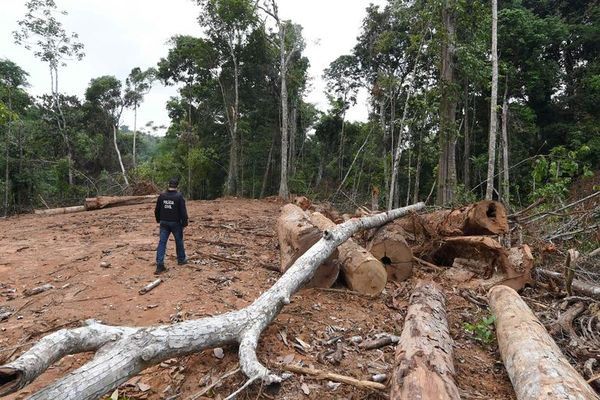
[489,285,599,400]
[0,202,425,400]
[311,212,387,295]
[277,204,340,288]
[34,205,86,216]
[84,195,158,210]
[390,281,460,400]
[367,225,413,282]
[397,200,508,239]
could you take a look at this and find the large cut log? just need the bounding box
[390,281,460,400]
[367,225,413,282]
[488,285,599,400]
[0,202,425,400]
[277,204,340,288]
[84,195,158,210]
[311,211,387,295]
[34,205,86,216]
[397,200,509,239]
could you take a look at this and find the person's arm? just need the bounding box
[155,195,161,223]
[180,194,189,227]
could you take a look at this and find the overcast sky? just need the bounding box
[1,0,383,135]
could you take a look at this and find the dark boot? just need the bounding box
[154,263,167,275]
[177,259,189,266]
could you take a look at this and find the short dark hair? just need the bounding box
[168,177,179,188]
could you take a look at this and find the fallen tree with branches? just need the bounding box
[0,202,425,400]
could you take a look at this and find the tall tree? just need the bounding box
[258,0,304,200]
[437,0,458,205]
[197,0,257,196]
[13,0,84,186]
[0,60,28,216]
[124,67,156,168]
[485,0,499,200]
[85,76,129,186]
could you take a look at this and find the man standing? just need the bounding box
[154,177,188,274]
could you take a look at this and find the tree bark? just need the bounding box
[485,0,499,200]
[132,105,137,168]
[463,81,470,189]
[397,200,509,238]
[84,195,158,210]
[488,285,599,400]
[113,125,129,186]
[501,78,510,205]
[437,0,457,206]
[367,225,413,282]
[277,204,340,288]
[0,202,425,400]
[311,212,388,295]
[390,281,460,399]
[34,205,86,216]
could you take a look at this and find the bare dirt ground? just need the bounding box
[0,198,517,399]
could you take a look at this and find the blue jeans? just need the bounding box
[156,221,186,265]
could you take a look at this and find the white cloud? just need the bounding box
[0,0,383,134]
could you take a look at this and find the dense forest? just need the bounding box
[1,0,599,215]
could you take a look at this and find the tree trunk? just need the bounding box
[413,127,422,204]
[84,195,158,210]
[4,92,10,216]
[397,200,509,238]
[260,132,276,198]
[501,79,509,206]
[34,205,86,216]
[485,0,499,200]
[437,0,457,206]
[0,203,425,400]
[113,125,129,186]
[311,212,387,295]
[380,96,389,200]
[277,204,340,288]
[289,104,297,177]
[367,225,413,282]
[132,105,137,168]
[390,281,460,400]
[463,81,471,189]
[488,285,599,400]
[278,27,290,200]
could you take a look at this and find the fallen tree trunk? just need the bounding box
[33,205,86,216]
[390,281,460,400]
[277,204,340,288]
[311,212,387,295]
[367,225,413,282]
[84,195,158,211]
[0,202,425,400]
[488,285,599,400]
[537,269,600,300]
[397,200,508,239]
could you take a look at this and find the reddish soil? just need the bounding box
[0,198,516,399]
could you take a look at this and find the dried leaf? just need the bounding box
[110,389,119,400]
[138,382,151,392]
[301,382,310,395]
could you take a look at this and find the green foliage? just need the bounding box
[530,145,593,203]
[464,315,496,345]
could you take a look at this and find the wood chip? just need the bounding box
[213,347,224,359]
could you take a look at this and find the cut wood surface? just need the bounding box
[276,204,339,288]
[367,225,413,282]
[311,212,387,295]
[84,195,158,210]
[33,205,86,216]
[489,285,599,400]
[397,200,508,239]
[0,202,425,400]
[390,280,460,400]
